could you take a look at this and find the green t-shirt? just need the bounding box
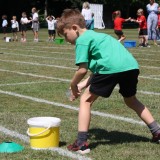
[75,30,139,74]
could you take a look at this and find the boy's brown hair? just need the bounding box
[57,9,86,36]
[2,15,7,19]
[112,10,121,20]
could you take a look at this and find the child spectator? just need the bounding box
[57,9,160,154]
[2,15,8,40]
[11,16,19,41]
[112,10,131,42]
[20,12,30,42]
[131,9,150,47]
[46,15,57,41]
[30,7,39,42]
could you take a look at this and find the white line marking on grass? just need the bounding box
[0,125,29,143]
[0,48,73,55]
[0,59,76,70]
[3,52,160,63]
[133,49,160,53]
[150,75,160,77]
[3,52,75,61]
[131,52,154,56]
[139,76,160,81]
[141,65,160,69]
[0,126,91,160]
[0,69,160,95]
[0,80,60,87]
[0,59,160,71]
[0,69,70,82]
[0,89,145,126]
[137,58,160,62]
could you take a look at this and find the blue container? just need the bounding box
[124,40,136,48]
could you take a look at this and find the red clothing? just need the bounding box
[158,14,160,27]
[114,17,125,30]
[137,15,147,29]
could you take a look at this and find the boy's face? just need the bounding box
[63,27,78,44]
[32,9,35,13]
[137,12,142,16]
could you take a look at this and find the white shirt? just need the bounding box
[21,17,29,24]
[32,13,39,22]
[11,20,19,29]
[46,20,57,30]
[81,8,92,20]
[2,19,8,27]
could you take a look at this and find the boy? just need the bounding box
[20,12,31,42]
[2,15,8,40]
[131,9,150,47]
[11,16,19,41]
[46,15,57,41]
[57,9,160,154]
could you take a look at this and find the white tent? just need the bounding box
[90,3,105,29]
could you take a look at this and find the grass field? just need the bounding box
[0,28,160,160]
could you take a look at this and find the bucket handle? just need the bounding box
[27,125,51,137]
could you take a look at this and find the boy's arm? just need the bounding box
[70,63,88,101]
[131,19,142,23]
[125,17,131,22]
[46,16,49,21]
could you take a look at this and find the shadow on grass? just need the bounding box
[88,128,150,149]
[59,141,67,147]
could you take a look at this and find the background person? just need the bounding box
[2,15,8,40]
[81,1,92,29]
[30,7,39,42]
[46,15,57,41]
[146,0,159,45]
[131,9,149,47]
[20,12,31,42]
[11,16,19,41]
[112,10,131,42]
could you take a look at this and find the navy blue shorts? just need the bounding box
[114,30,124,36]
[89,69,139,98]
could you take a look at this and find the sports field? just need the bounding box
[0,29,160,160]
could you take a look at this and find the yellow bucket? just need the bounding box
[27,117,61,149]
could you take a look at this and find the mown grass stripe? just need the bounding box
[0,89,145,126]
[0,69,160,95]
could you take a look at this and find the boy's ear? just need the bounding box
[72,25,78,31]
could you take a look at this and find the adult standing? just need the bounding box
[81,2,93,29]
[146,0,159,45]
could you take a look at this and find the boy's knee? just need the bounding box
[80,91,98,104]
[124,96,137,106]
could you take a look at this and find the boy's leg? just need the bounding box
[124,96,160,141]
[78,86,98,132]
[119,35,126,42]
[124,96,154,124]
[67,86,98,153]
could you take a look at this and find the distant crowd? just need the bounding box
[1,7,58,42]
[112,0,160,47]
[1,0,160,47]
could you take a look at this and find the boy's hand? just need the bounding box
[70,85,81,101]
